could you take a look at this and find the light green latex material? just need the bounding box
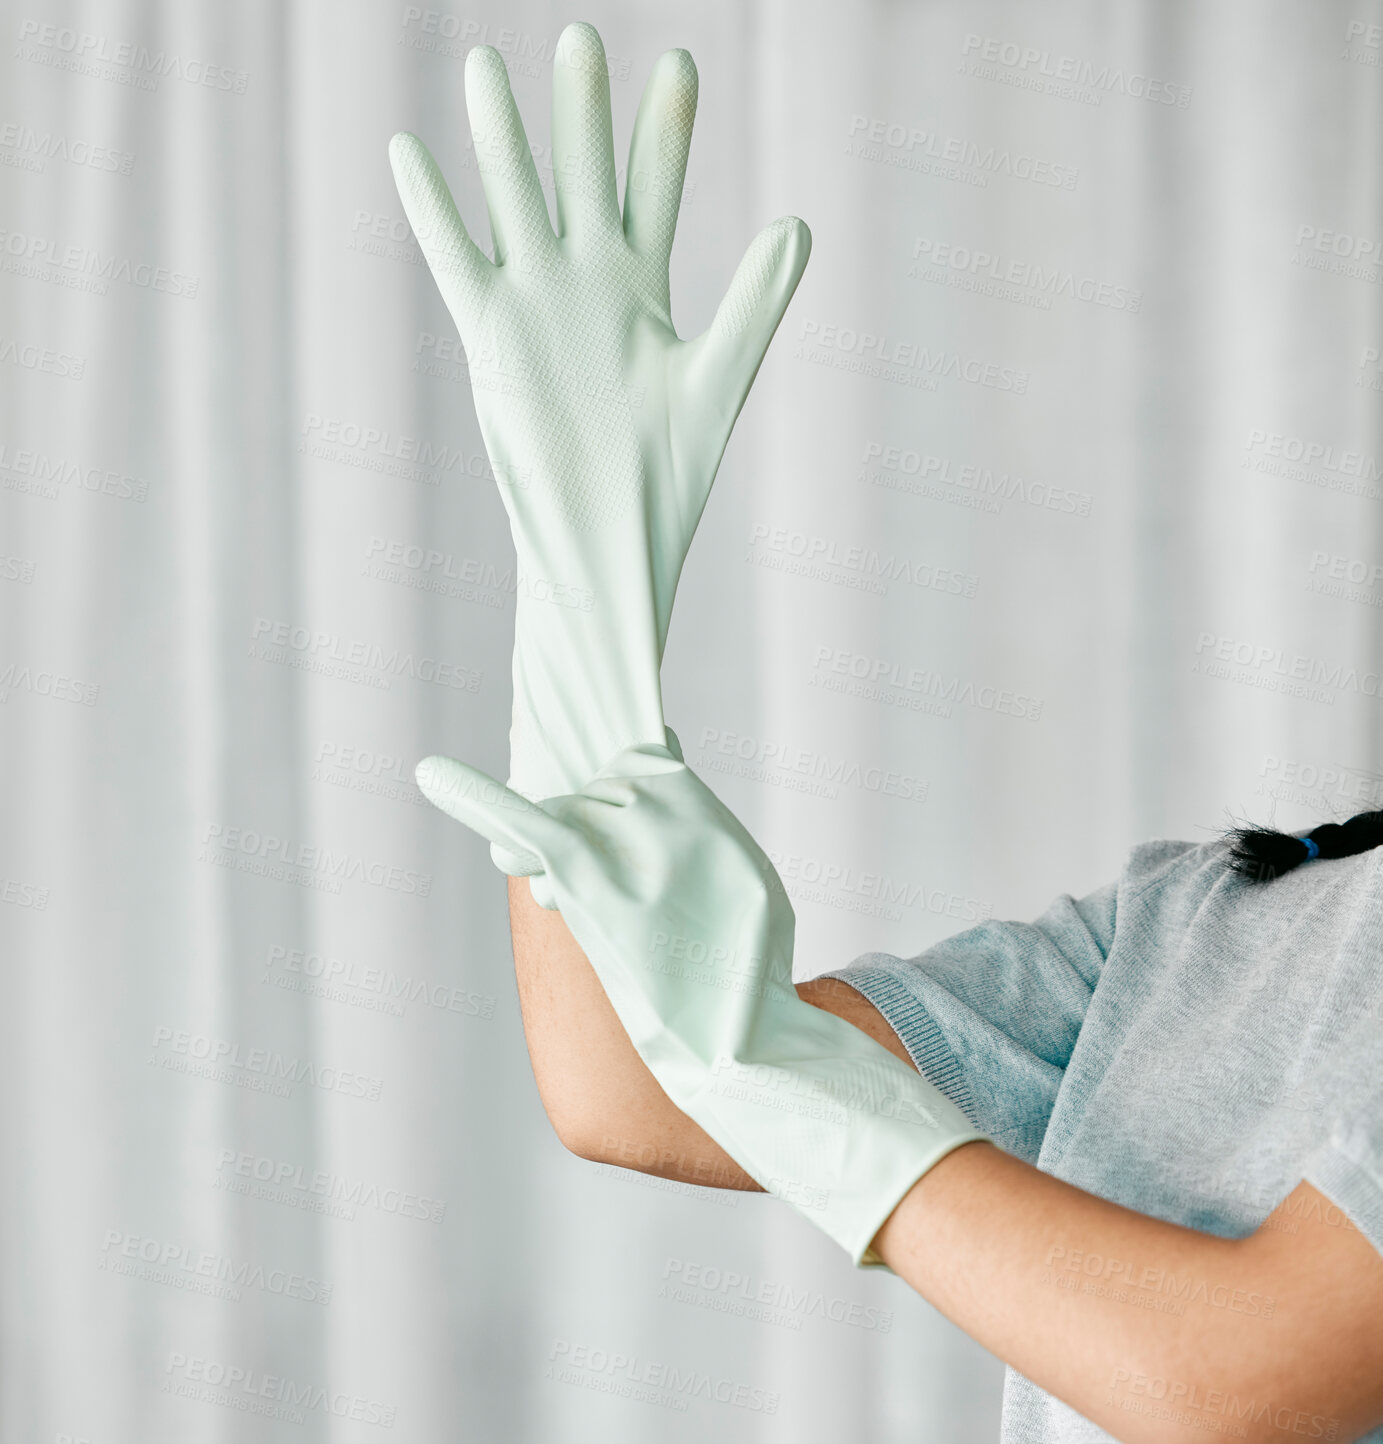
[414,741,990,1269]
[389,24,810,882]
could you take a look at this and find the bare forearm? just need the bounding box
[875,1145,1383,1443]
[506,874,759,1188]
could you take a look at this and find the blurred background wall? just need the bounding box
[1,0,1380,1439]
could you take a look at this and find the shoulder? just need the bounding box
[1118,836,1227,902]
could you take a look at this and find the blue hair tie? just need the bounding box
[1301,835,1320,861]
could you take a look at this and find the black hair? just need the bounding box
[1226,809,1383,882]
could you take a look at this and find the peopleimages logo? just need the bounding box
[0,120,136,174]
[768,846,992,923]
[150,1024,385,1101]
[0,227,198,297]
[1294,223,1383,265]
[1245,429,1380,479]
[215,1148,447,1223]
[1257,754,1383,810]
[746,522,979,598]
[660,1256,894,1333]
[0,335,85,380]
[301,411,528,489]
[396,8,577,78]
[910,237,1141,312]
[845,114,1079,190]
[959,33,1192,107]
[199,821,431,897]
[546,1338,779,1414]
[163,1353,396,1426]
[693,725,929,804]
[1241,428,1382,502]
[1193,632,1382,702]
[810,644,1043,722]
[248,616,481,694]
[797,319,1029,393]
[100,1229,332,1303]
[1306,549,1383,609]
[1,874,49,909]
[16,20,249,93]
[0,661,99,706]
[860,441,1094,518]
[263,941,496,1022]
[0,439,149,500]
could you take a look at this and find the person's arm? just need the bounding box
[510,876,1383,1442]
[877,1144,1383,1444]
[505,876,914,1186]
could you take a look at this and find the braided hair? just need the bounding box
[1227,809,1383,882]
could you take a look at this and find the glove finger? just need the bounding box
[415,754,567,870]
[389,132,493,343]
[551,22,621,242]
[692,215,814,418]
[464,45,556,267]
[622,47,698,274]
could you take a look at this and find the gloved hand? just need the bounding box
[413,742,989,1268]
[389,23,811,881]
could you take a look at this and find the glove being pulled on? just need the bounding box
[415,742,988,1268]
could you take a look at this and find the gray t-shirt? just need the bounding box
[819,836,1383,1444]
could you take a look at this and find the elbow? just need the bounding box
[1111,1340,1363,1444]
[524,1061,614,1164]
[561,1128,610,1166]
[544,1105,612,1166]
[1230,1361,1363,1444]
[1102,1369,1342,1444]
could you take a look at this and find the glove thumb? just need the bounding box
[416,755,567,889]
[687,215,811,429]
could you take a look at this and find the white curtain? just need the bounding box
[3,1,1378,1439]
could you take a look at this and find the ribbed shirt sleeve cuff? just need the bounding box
[1304,1121,1383,1263]
[817,963,976,1121]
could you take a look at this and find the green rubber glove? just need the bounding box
[389,24,811,880]
[413,741,989,1268]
